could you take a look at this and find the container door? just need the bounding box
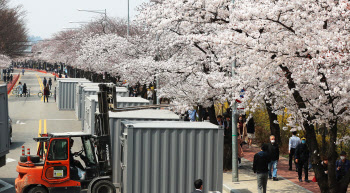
[42,138,70,183]
[0,85,9,156]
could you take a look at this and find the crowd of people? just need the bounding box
[210,111,349,193]
[2,68,14,83]
[252,133,350,193]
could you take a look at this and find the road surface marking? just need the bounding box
[45,119,77,121]
[36,74,44,101]
[44,119,47,134]
[0,179,13,192]
[37,119,42,149]
[6,158,16,163]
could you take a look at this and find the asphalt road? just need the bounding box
[0,69,82,193]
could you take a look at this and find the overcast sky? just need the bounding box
[9,0,148,39]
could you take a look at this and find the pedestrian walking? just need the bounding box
[247,116,255,148]
[267,135,279,181]
[295,137,310,182]
[217,115,223,126]
[4,74,7,82]
[6,74,10,83]
[336,151,350,182]
[192,179,203,193]
[237,133,244,167]
[288,131,301,171]
[43,77,47,87]
[237,115,247,145]
[22,68,24,75]
[16,82,23,97]
[223,116,232,171]
[43,85,50,103]
[48,78,52,90]
[10,74,13,82]
[147,88,153,100]
[188,109,197,122]
[253,144,271,193]
[23,83,27,97]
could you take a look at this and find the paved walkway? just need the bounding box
[223,144,321,193]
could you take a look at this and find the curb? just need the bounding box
[7,74,20,94]
[223,183,241,193]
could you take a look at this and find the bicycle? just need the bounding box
[12,88,21,97]
[38,91,52,98]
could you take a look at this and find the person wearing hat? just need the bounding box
[295,137,310,182]
[336,151,350,182]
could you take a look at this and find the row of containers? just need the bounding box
[56,78,223,193]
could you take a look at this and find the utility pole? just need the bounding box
[231,0,238,181]
[127,0,130,37]
[232,54,238,182]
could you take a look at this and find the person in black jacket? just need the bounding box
[295,137,310,182]
[247,116,255,148]
[253,144,271,193]
[267,135,279,181]
[223,115,232,171]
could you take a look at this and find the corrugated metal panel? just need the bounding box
[108,110,180,187]
[83,95,97,135]
[120,121,223,193]
[0,85,9,157]
[115,87,129,97]
[79,88,99,120]
[75,83,99,118]
[57,79,90,110]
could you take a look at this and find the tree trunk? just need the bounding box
[265,101,282,145]
[279,65,328,192]
[208,103,217,124]
[198,105,203,121]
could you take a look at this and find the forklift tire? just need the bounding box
[92,180,116,193]
[28,186,47,193]
[19,155,40,163]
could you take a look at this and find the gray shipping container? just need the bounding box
[78,85,128,120]
[108,110,180,187]
[75,83,100,119]
[120,121,223,193]
[83,96,152,135]
[57,79,90,110]
[0,85,9,167]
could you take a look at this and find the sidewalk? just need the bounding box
[223,144,320,193]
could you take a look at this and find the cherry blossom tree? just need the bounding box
[229,0,350,192]
[137,0,236,122]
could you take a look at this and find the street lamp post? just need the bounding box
[77,9,107,21]
[127,0,130,37]
[231,0,239,182]
[77,9,107,29]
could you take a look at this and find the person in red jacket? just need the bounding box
[43,85,50,103]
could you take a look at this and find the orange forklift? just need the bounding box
[15,84,116,193]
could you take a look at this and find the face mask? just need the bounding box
[340,156,345,160]
[271,140,275,143]
[302,140,306,144]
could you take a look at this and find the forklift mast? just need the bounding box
[94,84,116,176]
